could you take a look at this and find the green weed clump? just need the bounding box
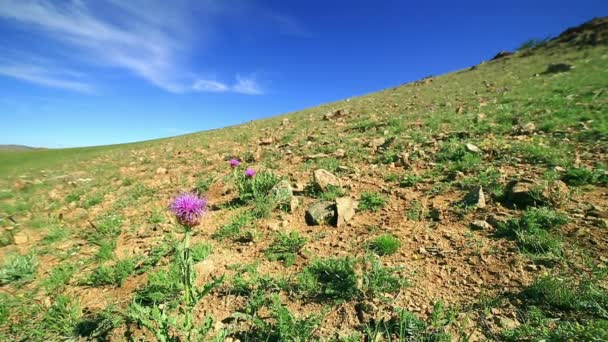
[135,265,182,307]
[436,140,483,172]
[0,253,38,285]
[212,212,256,241]
[502,273,608,341]
[368,234,401,256]
[265,231,306,266]
[235,171,281,202]
[365,302,455,341]
[236,295,322,341]
[399,174,423,187]
[561,166,608,186]
[361,256,405,297]
[297,257,359,301]
[497,208,568,257]
[359,192,387,212]
[85,258,137,287]
[42,264,76,294]
[41,295,82,339]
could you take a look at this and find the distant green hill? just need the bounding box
[0,145,38,151]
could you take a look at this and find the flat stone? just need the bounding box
[335,197,358,227]
[470,220,492,230]
[313,169,340,190]
[13,231,29,245]
[466,143,481,153]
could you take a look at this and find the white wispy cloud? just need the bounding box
[0,0,279,94]
[192,79,230,93]
[233,75,263,95]
[0,63,94,93]
[193,75,263,95]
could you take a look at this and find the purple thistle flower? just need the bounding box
[245,168,256,178]
[229,159,240,168]
[170,193,207,227]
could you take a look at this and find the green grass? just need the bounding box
[265,231,306,266]
[359,192,387,212]
[365,302,455,341]
[562,166,608,186]
[297,257,359,301]
[399,174,423,187]
[134,265,182,306]
[238,295,322,341]
[42,225,69,244]
[305,184,346,201]
[42,264,76,294]
[212,212,255,241]
[84,257,138,287]
[40,295,82,339]
[361,256,405,297]
[191,242,213,263]
[497,208,568,257]
[236,171,281,202]
[367,234,401,256]
[0,253,38,285]
[502,272,608,341]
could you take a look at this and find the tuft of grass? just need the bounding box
[212,212,255,241]
[0,253,38,285]
[85,257,138,287]
[41,295,82,339]
[42,264,76,294]
[305,184,346,201]
[134,265,182,307]
[95,239,117,262]
[195,175,214,194]
[236,171,281,202]
[191,242,212,263]
[359,192,387,212]
[84,193,103,208]
[87,214,123,243]
[42,225,69,244]
[561,166,608,186]
[147,209,165,224]
[361,256,405,297]
[514,142,572,167]
[238,295,322,341]
[436,140,483,172]
[399,174,423,187]
[502,273,608,341]
[522,275,607,314]
[265,231,306,266]
[297,257,359,301]
[497,208,568,256]
[365,302,455,341]
[368,234,401,256]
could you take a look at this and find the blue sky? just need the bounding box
[0,0,606,148]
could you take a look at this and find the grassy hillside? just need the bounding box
[1,17,607,341]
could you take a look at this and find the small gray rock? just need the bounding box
[305,201,336,226]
